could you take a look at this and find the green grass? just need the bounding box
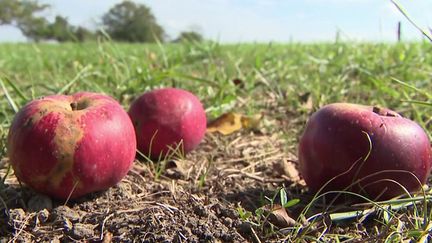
[1,41,431,124]
[1,40,432,241]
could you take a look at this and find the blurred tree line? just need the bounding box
[0,0,204,43]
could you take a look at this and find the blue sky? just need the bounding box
[0,0,431,42]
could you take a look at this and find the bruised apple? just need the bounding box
[128,88,206,158]
[299,103,432,200]
[7,92,136,200]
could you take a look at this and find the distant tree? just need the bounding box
[49,15,76,42]
[0,0,49,25]
[0,0,50,41]
[0,0,53,41]
[174,31,204,43]
[74,26,96,42]
[18,15,92,42]
[17,16,50,42]
[49,16,97,42]
[102,1,165,42]
[0,0,96,42]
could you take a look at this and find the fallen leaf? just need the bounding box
[207,112,243,135]
[265,204,296,228]
[282,160,301,182]
[241,114,262,130]
[273,159,305,186]
[207,112,262,135]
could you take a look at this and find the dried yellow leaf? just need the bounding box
[207,112,262,135]
[241,114,262,129]
[207,112,242,135]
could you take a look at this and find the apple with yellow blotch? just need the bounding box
[7,92,136,200]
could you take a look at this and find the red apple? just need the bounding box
[7,92,136,200]
[128,88,207,158]
[299,103,432,200]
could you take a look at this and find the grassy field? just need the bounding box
[0,40,432,241]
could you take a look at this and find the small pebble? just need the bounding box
[237,222,253,235]
[37,209,50,223]
[193,205,208,217]
[52,205,81,222]
[222,217,233,227]
[62,218,73,232]
[70,223,95,239]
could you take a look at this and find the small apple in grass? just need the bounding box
[128,88,207,159]
[7,92,136,200]
[298,103,432,200]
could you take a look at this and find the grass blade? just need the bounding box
[57,65,91,95]
[0,78,19,113]
[2,77,29,102]
[391,0,432,42]
[167,71,219,87]
[391,77,431,99]
[400,100,432,107]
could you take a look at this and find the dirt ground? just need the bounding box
[0,135,306,242]
[0,95,314,242]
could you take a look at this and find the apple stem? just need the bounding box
[372,106,381,114]
[372,106,399,117]
[70,102,78,111]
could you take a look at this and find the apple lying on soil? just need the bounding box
[128,88,207,158]
[299,103,432,200]
[7,92,136,200]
